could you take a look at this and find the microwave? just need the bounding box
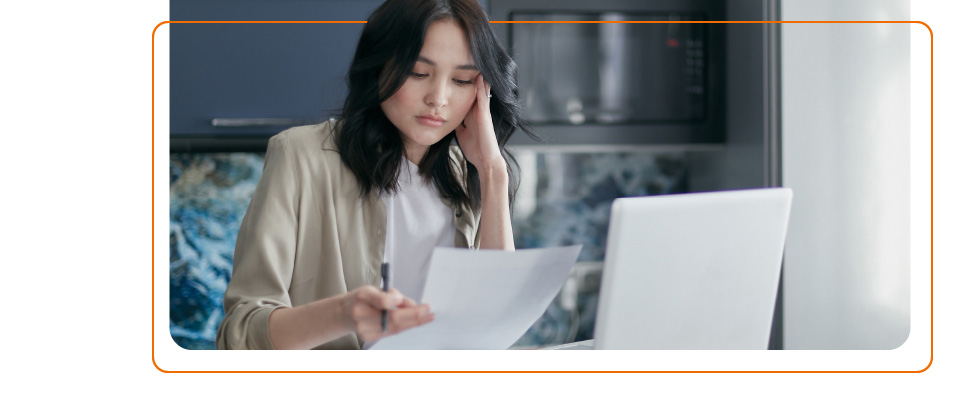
[487,0,726,146]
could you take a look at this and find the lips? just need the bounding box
[416,114,446,127]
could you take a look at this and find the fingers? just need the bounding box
[476,73,483,101]
[398,296,418,308]
[349,286,435,341]
[389,304,435,332]
[354,304,435,341]
[356,285,402,310]
[385,288,404,309]
[477,74,491,107]
[387,296,434,331]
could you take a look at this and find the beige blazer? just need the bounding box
[215,121,481,350]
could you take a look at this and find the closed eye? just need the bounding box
[410,72,474,87]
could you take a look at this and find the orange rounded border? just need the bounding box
[152,20,934,374]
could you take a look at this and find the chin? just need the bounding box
[411,126,452,146]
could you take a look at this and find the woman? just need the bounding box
[216,0,536,350]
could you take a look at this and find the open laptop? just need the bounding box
[547,188,792,350]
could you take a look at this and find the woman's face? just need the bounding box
[380,19,480,161]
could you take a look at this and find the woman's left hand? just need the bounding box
[455,74,505,171]
[455,75,515,251]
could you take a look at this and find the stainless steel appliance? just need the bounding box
[488,0,726,146]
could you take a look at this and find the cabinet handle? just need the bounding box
[211,118,327,127]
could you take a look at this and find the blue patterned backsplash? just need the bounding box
[170,149,688,349]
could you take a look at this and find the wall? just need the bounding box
[169,0,383,139]
[780,0,911,349]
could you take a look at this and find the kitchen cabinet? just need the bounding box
[170,0,383,151]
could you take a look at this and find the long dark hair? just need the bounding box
[334,0,539,212]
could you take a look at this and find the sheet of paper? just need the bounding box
[370,245,582,350]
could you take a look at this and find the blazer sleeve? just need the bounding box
[216,133,300,350]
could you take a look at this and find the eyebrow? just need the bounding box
[417,56,479,71]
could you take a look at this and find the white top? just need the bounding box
[381,157,456,304]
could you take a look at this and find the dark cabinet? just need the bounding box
[170,0,383,151]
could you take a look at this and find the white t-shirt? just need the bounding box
[381,157,456,304]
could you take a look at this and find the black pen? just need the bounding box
[381,262,390,333]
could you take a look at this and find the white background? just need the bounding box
[0,0,956,394]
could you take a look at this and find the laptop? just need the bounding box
[547,188,793,350]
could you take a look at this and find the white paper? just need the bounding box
[370,245,582,350]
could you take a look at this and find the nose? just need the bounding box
[424,79,448,108]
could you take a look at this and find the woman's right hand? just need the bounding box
[339,286,435,342]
